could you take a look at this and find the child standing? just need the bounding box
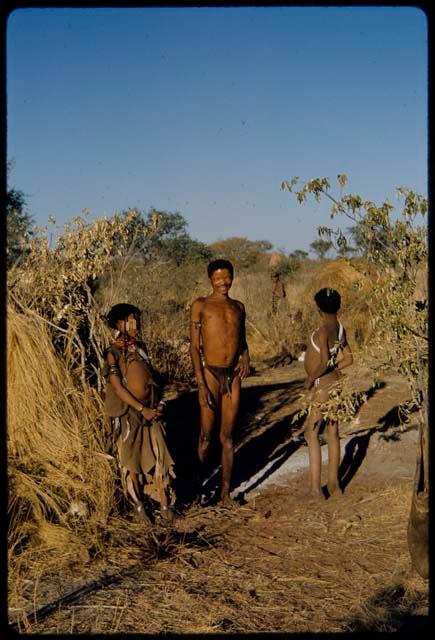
[302,288,353,499]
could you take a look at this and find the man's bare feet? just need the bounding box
[220,494,238,509]
[327,483,343,497]
[306,489,325,502]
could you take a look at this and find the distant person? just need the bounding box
[302,288,353,500]
[190,259,250,506]
[103,303,176,523]
[271,273,286,313]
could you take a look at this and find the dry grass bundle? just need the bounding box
[311,257,366,289]
[8,305,115,574]
[230,262,368,361]
[287,259,374,349]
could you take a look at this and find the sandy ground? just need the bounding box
[9,362,429,634]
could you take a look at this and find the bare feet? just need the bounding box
[306,489,325,502]
[133,501,152,524]
[160,506,176,524]
[327,483,343,497]
[220,494,238,509]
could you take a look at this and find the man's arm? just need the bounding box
[190,298,215,407]
[235,302,250,379]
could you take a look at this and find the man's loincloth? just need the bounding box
[204,363,238,397]
[113,407,176,505]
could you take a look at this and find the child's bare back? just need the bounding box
[300,288,354,500]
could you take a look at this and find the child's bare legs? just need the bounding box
[326,421,342,495]
[304,387,328,498]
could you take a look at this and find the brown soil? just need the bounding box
[9,363,429,633]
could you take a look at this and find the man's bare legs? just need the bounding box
[219,376,241,505]
[304,387,328,499]
[197,371,219,501]
[198,370,220,463]
[326,421,342,496]
[198,370,240,505]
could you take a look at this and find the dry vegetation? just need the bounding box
[7,306,115,576]
[7,194,428,632]
[232,258,373,361]
[11,474,429,634]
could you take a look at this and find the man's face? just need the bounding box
[117,313,138,337]
[210,268,233,295]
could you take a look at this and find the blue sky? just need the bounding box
[7,6,427,254]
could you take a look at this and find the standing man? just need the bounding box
[271,272,286,314]
[190,259,250,506]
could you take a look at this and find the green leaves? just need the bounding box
[281,172,428,426]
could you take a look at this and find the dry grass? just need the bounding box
[96,258,208,381]
[230,272,295,360]
[230,259,373,362]
[18,477,428,634]
[7,252,427,633]
[94,257,375,368]
[8,305,116,592]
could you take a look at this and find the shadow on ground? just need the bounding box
[165,375,414,506]
[165,379,304,505]
[339,401,419,492]
[343,582,428,632]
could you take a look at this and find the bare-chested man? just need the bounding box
[271,272,286,313]
[190,259,250,506]
[103,304,176,523]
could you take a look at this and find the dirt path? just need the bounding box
[10,363,429,633]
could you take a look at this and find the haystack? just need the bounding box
[268,252,283,271]
[310,259,368,298]
[7,305,114,567]
[288,260,373,347]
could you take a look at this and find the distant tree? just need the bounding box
[124,208,212,265]
[309,238,333,260]
[289,249,309,260]
[6,187,34,267]
[209,236,273,269]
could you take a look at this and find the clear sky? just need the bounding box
[7,6,427,254]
